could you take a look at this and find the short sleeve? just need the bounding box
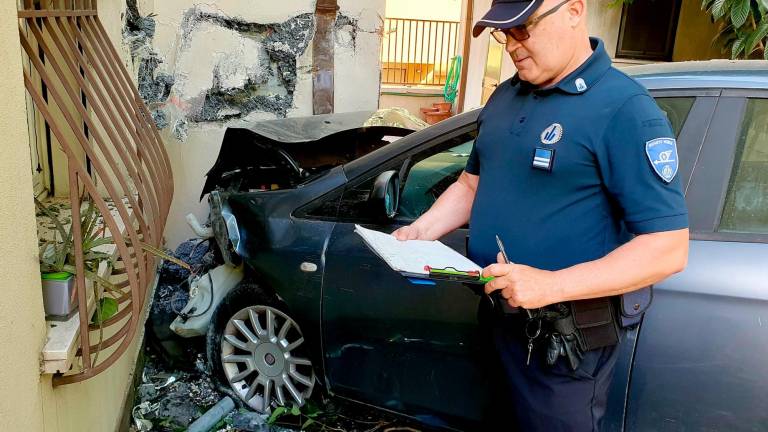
[597,94,688,234]
[465,143,480,175]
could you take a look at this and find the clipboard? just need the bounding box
[354,224,492,284]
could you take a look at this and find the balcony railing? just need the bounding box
[18,0,173,384]
[381,18,461,87]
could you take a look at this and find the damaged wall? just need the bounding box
[102,0,385,247]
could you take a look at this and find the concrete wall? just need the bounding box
[39,310,149,432]
[673,0,726,62]
[586,0,622,58]
[460,0,726,111]
[109,0,385,247]
[1,3,171,431]
[0,3,48,431]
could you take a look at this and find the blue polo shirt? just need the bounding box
[465,38,688,270]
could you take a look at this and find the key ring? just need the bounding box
[525,317,542,340]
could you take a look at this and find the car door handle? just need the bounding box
[300,262,318,272]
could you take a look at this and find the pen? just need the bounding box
[495,235,533,318]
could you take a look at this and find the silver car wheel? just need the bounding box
[221,305,315,412]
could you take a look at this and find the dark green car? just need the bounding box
[201,62,768,431]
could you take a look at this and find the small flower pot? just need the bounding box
[424,111,453,125]
[432,102,453,113]
[41,272,78,321]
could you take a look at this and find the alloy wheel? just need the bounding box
[220,305,315,412]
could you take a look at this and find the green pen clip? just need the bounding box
[425,266,494,283]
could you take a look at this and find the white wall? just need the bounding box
[105,0,385,248]
[385,0,462,22]
[462,0,492,111]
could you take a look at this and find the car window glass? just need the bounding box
[335,129,478,222]
[653,97,695,137]
[338,176,377,220]
[398,135,476,220]
[719,99,768,234]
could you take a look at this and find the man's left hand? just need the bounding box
[482,253,560,309]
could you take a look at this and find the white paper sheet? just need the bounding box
[354,224,482,276]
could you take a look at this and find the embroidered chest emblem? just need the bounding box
[540,123,563,145]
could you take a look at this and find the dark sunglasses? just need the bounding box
[491,0,571,43]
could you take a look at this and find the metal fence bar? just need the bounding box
[418,20,425,83]
[40,17,153,246]
[23,19,147,285]
[428,21,434,85]
[382,17,461,86]
[91,16,173,212]
[55,16,159,242]
[18,1,172,385]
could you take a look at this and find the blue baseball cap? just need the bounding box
[472,0,545,37]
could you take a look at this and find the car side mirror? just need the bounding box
[369,170,400,219]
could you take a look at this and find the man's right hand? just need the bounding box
[392,224,424,241]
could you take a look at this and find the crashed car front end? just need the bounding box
[166,110,419,411]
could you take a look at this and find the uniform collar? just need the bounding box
[513,37,611,95]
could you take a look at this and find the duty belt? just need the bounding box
[545,297,621,370]
[495,298,622,371]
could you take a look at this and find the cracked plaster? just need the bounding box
[117,0,384,249]
[125,1,383,139]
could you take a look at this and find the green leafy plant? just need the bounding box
[36,197,118,293]
[36,196,191,367]
[267,402,325,430]
[37,198,122,330]
[702,0,768,59]
[36,198,192,316]
[614,0,768,59]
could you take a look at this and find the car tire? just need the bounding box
[206,280,316,413]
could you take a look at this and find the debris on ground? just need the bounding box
[132,239,425,431]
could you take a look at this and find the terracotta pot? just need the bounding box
[424,111,452,125]
[433,102,453,113]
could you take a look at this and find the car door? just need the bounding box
[625,91,768,431]
[601,90,718,431]
[322,126,490,428]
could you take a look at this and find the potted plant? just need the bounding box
[36,198,118,322]
[36,197,193,324]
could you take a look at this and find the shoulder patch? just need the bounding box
[645,138,678,183]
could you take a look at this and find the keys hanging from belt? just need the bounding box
[524,316,542,366]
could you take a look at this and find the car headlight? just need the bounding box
[209,191,242,266]
[222,207,241,254]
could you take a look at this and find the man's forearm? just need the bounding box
[553,229,689,302]
[410,175,477,240]
[483,229,689,309]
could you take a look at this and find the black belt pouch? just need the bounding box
[619,286,653,327]
[570,297,620,350]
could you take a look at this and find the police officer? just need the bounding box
[393,0,689,430]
